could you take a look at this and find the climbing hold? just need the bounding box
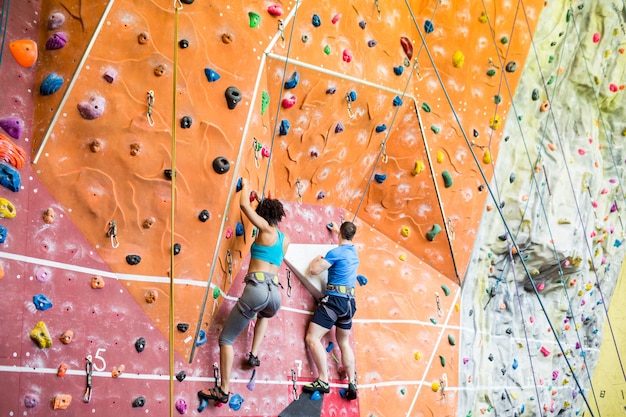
[138,32,150,45]
[33,294,53,311]
[592,32,601,43]
[426,224,442,241]
[0,225,7,243]
[175,398,188,414]
[248,11,261,28]
[531,88,540,100]
[102,68,118,84]
[279,120,290,136]
[177,323,189,332]
[126,254,141,265]
[181,0,194,4]
[509,173,516,183]
[59,330,73,345]
[204,68,221,82]
[311,391,322,400]
[52,394,72,410]
[512,359,518,369]
[540,101,550,112]
[411,161,424,176]
[478,11,488,23]
[221,33,233,44]
[448,334,456,345]
[414,351,422,360]
[0,117,23,139]
[0,164,21,192]
[335,122,344,134]
[348,91,357,101]
[45,32,67,50]
[212,157,230,174]
[424,20,434,33]
[48,12,66,29]
[505,61,517,72]
[164,169,176,180]
[8,40,38,68]
[393,96,403,106]
[129,142,142,156]
[609,83,618,92]
[179,39,189,49]
[540,346,551,357]
[400,36,413,60]
[111,364,125,378]
[144,289,158,304]
[77,95,106,120]
[212,287,221,300]
[89,138,103,153]
[439,355,446,367]
[430,318,438,325]
[374,174,387,184]
[483,150,492,164]
[342,49,353,63]
[357,275,368,286]
[176,370,186,382]
[57,364,68,377]
[247,369,257,391]
[324,45,331,55]
[326,87,336,95]
[367,40,377,48]
[486,69,497,77]
[442,171,453,188]
[281,94,297,109]
[225,86,242,109]
[312,14,321,27]
[431,125,441,134]
[91,275,105,289]
[376,124,387,133]
[316,191,325,199]
[332,13,342,24]
[431,381,440,391]
[132,396,146,408]
[301,34,309,43]
[441,284,450,296]
[261,91,270,115]
[359,20,366,29]
[135,337,145,353]
[235,222,244,236]
[284,72,299,89]
[0,197,16,219]
[393,65,404,76]
[421,102,431,112]
[30,321,52,348]
[180,116,192,129]
[501,36,508,44]
[267,4,283,16]
[195,329,207,346]
[40,73,64,96]
[452,51,465,68]
[400,225,411,238]
[494,94,502,104]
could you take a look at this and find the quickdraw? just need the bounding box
[291,369,299,400]
[226,249,233,283]
[107,220,119,248]
[295,178,303,204]
[374,0,381,19]
[286,269,292,297]
[435,292,443,317]
[278,19,285,47]
[146,90,155,126]
[345,93,355,119]
[83,356,93,403]
[253,137,261,169]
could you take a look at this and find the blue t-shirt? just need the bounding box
[324,244,359,290]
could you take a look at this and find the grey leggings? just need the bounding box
[218,272,281,346]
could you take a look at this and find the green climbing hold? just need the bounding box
[442,170,453,188]
[547,75,555,85]
[430,317,438,325]
[439,355,446,367]
[212,287,221,299]
[323,45,331,55]
[494,95,501,104]
[566,9,572,22]
[448,334,456,346]
[426,224,442,241]
[431,125,441,134]
[548,55,554,64]
[400,388,406,395]
[441,284,451,296]
[500,36,508,44]
[261,91,270,115]
[421,102,431,112]
[248,11,261,28]
[486,69,496,77]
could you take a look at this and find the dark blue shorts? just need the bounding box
[311,294,356,330]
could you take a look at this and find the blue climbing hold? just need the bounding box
[195,329,207,346]
[229,393,244,411]
[512,358,518,369]
[374,173,387,183]
[393,65,404,76]
[375,124,387,133]
[40,73,63,96]
[312,14,321,27]
[310,391,322,401]
[279,119,290,136]
[326,342,334,352]
[235,222,244,236]
[424,20,434,33]
[393,96,403,106]
[0,225,7,243]
[348,90,357,101]
[33,294,53,311]
[335,122,344,134]
[197,398,209,412]
[0,163,20,192]
[204,68,221,82]
[357,275,368,286]
[614,239,622,247]
[236,177,242,192]
[284,71,300,89]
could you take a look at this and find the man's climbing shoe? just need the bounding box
[303,378,330,394]
[248,352,261,367]
[346,382,358,400]
[197,387,229,404]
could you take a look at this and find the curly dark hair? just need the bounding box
[256,198,286,226]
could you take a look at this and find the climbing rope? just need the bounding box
[0,0,10,70]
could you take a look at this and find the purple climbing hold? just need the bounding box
[424,20,434,34]
[367,39,377,48]
[77,95,106,120]
[40,73,64,96]
[0,163,21,192]
[103,69,117,83]
[335,122,344,134]
[358,20,366,29]
[24,394,39,408]
[326,87,336,94]
[45,32,67,50]
[204,68,221,82]
[316,191,326,199]
[175,398,187,414]
[0,117,23,139]
[47,12,65,30]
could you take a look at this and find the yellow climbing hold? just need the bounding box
[455,303,460,311]
[401,225,411,238]
[0,198,16,219]
[411,160,425,176]
[452,50,465,68]
[482,150,492,164]
[431,381,441,392]
[414,351,422,360]
[478,11,488,23]
[436,150,445,163]
[510,391,519,400]
[30,321,52,349]
[399,253,407,261]
[622,128,626,136]
[489,114,501,130]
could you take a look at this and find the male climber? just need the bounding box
[304,221,359,400]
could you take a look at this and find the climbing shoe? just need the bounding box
[346,382,358,400]
[197,386,229,404]
[247,352,261,367]
[303,378,330,394]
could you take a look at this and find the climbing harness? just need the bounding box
[146,90,155,126]
[291,368,299,400]
[107,220,119,248]
[83,356,93,403]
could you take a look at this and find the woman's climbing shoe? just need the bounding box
[303,378,330,394]
[247,352,261,367]
[197,387,229,404]
[346,382,358,400]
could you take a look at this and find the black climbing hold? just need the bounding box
[198,210,210,222]
[504,136,510,141]
[509,173,516,183]
[501,367,507,375]
[531,89,540,101]
[173,243,181,255]
[499,201,505,208]
[506,327,513,335]
[494,95,501,104]
[132,396,146,407]
[367,39,377,48]
[181,0,194,3]
[278,391,323,417]
[164,169,175,180]
[358,20,366,29]
[176,370,186,382]
[126,255,141,265]
[478,184,485,191]
[180,116,192,129]
[135,337,146,353]
[224,86,242,109]
[279,119,290,136]
[177,323,189,332]
[469,309,473,316]
[473,129,479,138]
[326,87,336,94]
[335,122,344,134]
[488,353,494,361]
[550,41,556,47]
[212,156,230,174]
[498,233,507,241]
[179,39,189,49]
[312,14,321,27]
[505,61,517,72]
[424,20,434,34]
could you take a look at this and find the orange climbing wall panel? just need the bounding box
[0,0,544,416]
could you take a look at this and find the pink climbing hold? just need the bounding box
[536,282,545,291]
[267,4,283,16]
[462,357,469,364]
[342,49,353,63]
[261,145,270,157]
[592,32,601,43]
[225,227,233,239]
[281,95,297,109]
[332,14,342,24]
[540,346,551,356]
[609,83,618,92]
[578,149,586,155]
[552,370,559,380]
[529,316,534,323]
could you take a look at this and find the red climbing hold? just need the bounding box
[342,49,353,63]
[267,4,283,16]
[400,36,413,60]
[281,95,297,109]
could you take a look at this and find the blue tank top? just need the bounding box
[250,229,285,266]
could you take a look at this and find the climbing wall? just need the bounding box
[2,0,624,417]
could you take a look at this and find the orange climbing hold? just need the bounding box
[8,39,38,68]
[540,101,550,112]
[0,134,27,169]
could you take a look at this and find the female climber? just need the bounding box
[198,178,290,404]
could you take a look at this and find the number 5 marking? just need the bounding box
[93,348,107,372]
